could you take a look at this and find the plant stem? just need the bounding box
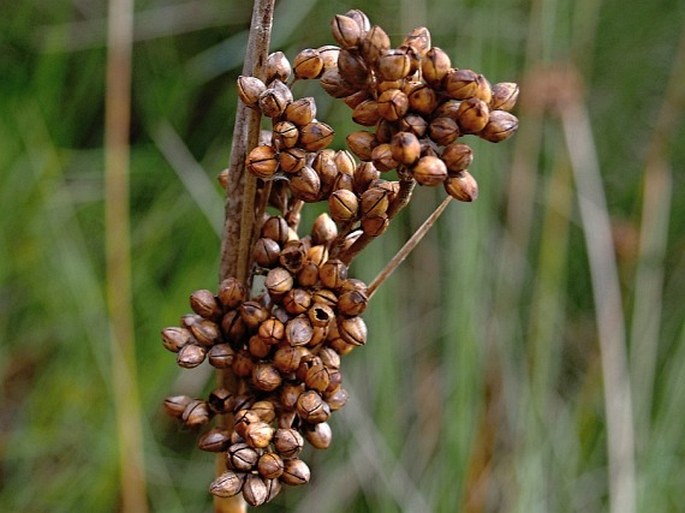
[216,1,275,512]
[367,195,452,300]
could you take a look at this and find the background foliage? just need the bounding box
[1,0,684,512]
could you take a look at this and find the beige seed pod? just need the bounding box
[189,318,220,347]
[361,214,389,237]
[319,259,348,290]
[318,44,341,71]
[207,343,235,369]
[345,8,371,33]
[198,428,232,453]
[163,394,192,418]
[221,310,247,342]
[321,68,358,98]
[390,131,421,166]
[378,49,412,81]
[296,390,331,424]
[258,317,285,345]
[444,68,480,99]
[240,300,268,329]
[228,442,260,471]
[253,237,281,268]
[261,216,289,244]
[284,97,317,126]
[237,75,266,108]
[258,452,284,480]
[290,166,321,203]
[399,113,428,138]
[406,81,438,115]
[234,409,260,439]
[281,459,311,486]
[490,82,520,111]
[246,144,279,179]
[273,428,304,459]
[252,362,282,392]
[412,155,448,186]
[272,120,299,150]
[307,245,328,267]
[279,147,306,174]
[283,288,312,316]
[299,121,335,152]
[265,267,294,299]
[377,89,409,122]
[181,399,211,427]
[311,212,338,245]
[428,117,461,146]
[338,316,368,346]
[442,142,474,174]
[325,385,350,410]
[177,344,207,368]
[337,288,369,316]
[258,79,292,118]
[208,387,235,414]
[337,48,369,86]
[285,315,314,346]
[293,48,324,79]
[401,26,432,57]
[303,421,333,449]
[242,474,269,507]
[297,261,320,288]
[444,170,479,202]
[474,74,493,104]
[371,143,399,172]
[279,240,308,274]
[245,421,275,449]
[433,99,462,120]
[360,25,390,64]
[252,400,277,423]
[231,350,254,378]
[352,99,381,126]
[421,47,451,86]
[331,14,363,48]
[189,289,222,320]
[161,326,191,353]
[209,470,245,498]
[479,110,519,143]
[273,345,303,374]
[218,276,246,309]
[346,130,377,161]
[265,51,292,84]
[342,89,371,109]
[353,161,380,194]
[457,97,490,134]
[360,187,390,218]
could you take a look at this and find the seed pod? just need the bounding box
[378,49,412,81]
[253,237,281,268]
[258,79,292,118]
[189,319,220,347]
[228,442,260,471]
[442,142,474,173]
[389,131,420,166]
[324,386,350,410]
[258,318,285,345]
[278,147,306,174]
[237,75,266,108]
[444,170,479,202]
[346,130,377,161]
[429,117,460,146]
[342,89,371,109]
[333,171,354,192]
[331,14,362,48]
[296,390,331,424]
[242,474,269,507]
[180,313,202,329]
[280,381,305,411]
[490,82,519,111]
[182,399,211,427]
[293,48,324,79]
[320,68,358,98]
[261,216,290,245]
[401,26,432,57]
[458,97,490,134]
[209,471,245,498]
[361,214,389,237]
[360,187,390,218]
[304,421,333,449]
[285,315,313,346]
[479,110,519,143]
[317,44,341,70]
[328,189,359,222]
[329,336,356,355]
[273,428,305,459]
[272,120,299,150]
[299,121,335,152]
[246,144,279,179]
[338,316,368,346]
[351,161,378,193]
[284,97,317,126]
[296,354,322,382]
[412,155,448,186]
[198,428,232,453]
[338,48,369,86]
[208,387,234,414]
[406,81,438,115]
[234,409,260,439]
[444,68,479,99]
[326,368,343,393]
[208,343,235,368]
[283,288,312,316]
[474,74,492,103]
[311,288,338,308]
[434,99,462,120]
[249,335,271,358]
[240,301,268,329]
[319,259,348,290]
[231,349,255,378]
[298,261,321,288]
[265,267,294,299]
[281,459,311,486]
[399,113,428,138]
[190,289,222,321]
[308,303,335,328]
[161,326,191,353]
[289,166,321,203]
[371,143,399,172]
[352,99,381,126]
[252,362,282,392]
[337,289,369,316]
[245,421,275,449]
[273,345,303,374]
[345,8,371,33]
[360,25,390,64]
[305,363,331,393]
[421,47,451,86]
[177,343,206,368]
[218,277,247,309]
[377,89,409,122]
[163,394,192,418]
[232,394,255,414]
[279,241,307,274]
[252,400,276,423]
[265,51,292,84]
[311,213,338,245]
[221,310,247,343]
[258,452,284,480]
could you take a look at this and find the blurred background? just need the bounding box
[1,0,684,512]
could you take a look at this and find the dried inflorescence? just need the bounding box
[161,9,518,507]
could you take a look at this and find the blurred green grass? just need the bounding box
[1,0,685,512]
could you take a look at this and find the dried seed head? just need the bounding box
[161,326,191,353]
[296,390,331,423]
[298,261,321,288]
[209,470,245,498]
[444,68,480,99]
[360,187,390,218]
[371,143,399,172]
[333,149,357,176]
[428,117,461,146]
[237,75,266,108]
[412,155,448,186]
[258,79,293,118]
[442,142,474,173]
[294,48,324,79]
[319,259,348,290]
[285,315,314,346]
[273,428,305,459]
[272,120,299,150]
[208,387,234,414]
[320,68,358,98]
[304,421,333,449]
[265,267,294,299]
[198,428,232,452]
[434,99,462,120]
[248,334,271,359]
[444,170,479,202]
[273,345,303,374]
[281,459,311,486]
[240,301,269,329]
[343,89,371,109]
[474,74,492,104]
[252,362,282,392]
[457,97,490,134]
[278,147,306,174]
[290,166,322,202]
[218,277,247,309]
[246,144,279,179]
[421,47,451,86]
[284,97,317,126]
[177,344,207,368]
[265,51,292,84]
[228,441,260,471]
[346,130,377,161]
[163,394,192,418]
[182,399,211,427]
[490,82,519,111]
[360,25,390,64]
[189,319,220,347]
[279,241,308,274]
[337,48,369,86]
[377,89,409,122]
[311,213,338,245]
[337,289,369,316]
[299,121,335,152]
[328,188,359,222]
[245,421,275,449]
[331,14,363,48]
[221,310,247,343]
[311,288,338,308]
[479,110,519,142]
[378,49,413,81]
[243,474,269,507]
[295,354,322,382]
[318,44,341,71]
[305,363,331,392]
[361,214,389,237]
[258,452,284,480]
[207,343,235,369]
[338,316,368,346]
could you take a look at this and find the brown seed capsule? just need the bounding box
[209,471,245,498]
[258,452,284,480]
[232,394,255,414]
[434,99,462,120]
[444,170,479,202]
[180,313,202,329]
[429,117,461,146]
[406,81,438,115]
[283,288,312,316]
[273,345,303,374]
[242,475,269,507]
[490,82,519,111]
[297,261,321,288]
[261,216,290,245]
[163,394,192,418]
[258,318,285,345]
[331,14,362,49]
[189,319,220,347]
[265,51,292,84]
[289,166,321,203]
[328,189,359,222]
[208,387,234,414]
[177,343,207,368]
[304,421,333,449]
[307,244,328,268]
[276,147,305,174]
[361,214,389,237]
[337,48,369,86]
[360,187,390,218]
[246,144,279,179]
[237,75,266,108]
[221,310,247,343]
[182,399,211,427]
[479,110,519,143]
[253,237,281,268]
[285,315,314,346]
[265,267,294,299]
[352,99,381,126]
[280,381,305,411]
[412,155,448,186]
[311,288,338,308]
[320,68,358,98]
[371,143,399,172]
[161,326,191,353]
[326,368,343,394]
[474,74,492,104]
[342,89,371,109]
[308,303,335,328]
[190,289,222,320]
[318,44,341,71]
[319,259,348,290]
[279,241,307,274]
[324,386,350,410]
[333,171,354,192]
[345,8,371,33]
[264,478,282,503]
[284,97,317,127]
[338,316,368,346]
[389,131,419,166]
[252,362,282,392]
[208,343,235,369]
[272,120,299,150]
[218,277,246,309]
[295,354,321,382]
[444,68,479,99]
[231,350,255,378]
[294,48,324,79]
[311,213,338,245]
[296,390,331,424]
[346,130,377,161]
[274,428,305,459]
[228,441,260,471]
[299,121,335,152]
[245,421,275,449]
[234,409,260,439]
[281,459,311,486]
[360,25,390,64]
[198,428,232,453]
[421,47,451,86]
[377,89,409,122]
[337,289,369,316]
[258,79,293,118]
[399,113,428,138]
[442,142,474,173]
[458,97,490,134]
[251,400,276,423]
[305,363,331,393]
[402,26,432,57]
[240,301,268,329]
[378,49,412,81]
[353,161,380,193]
